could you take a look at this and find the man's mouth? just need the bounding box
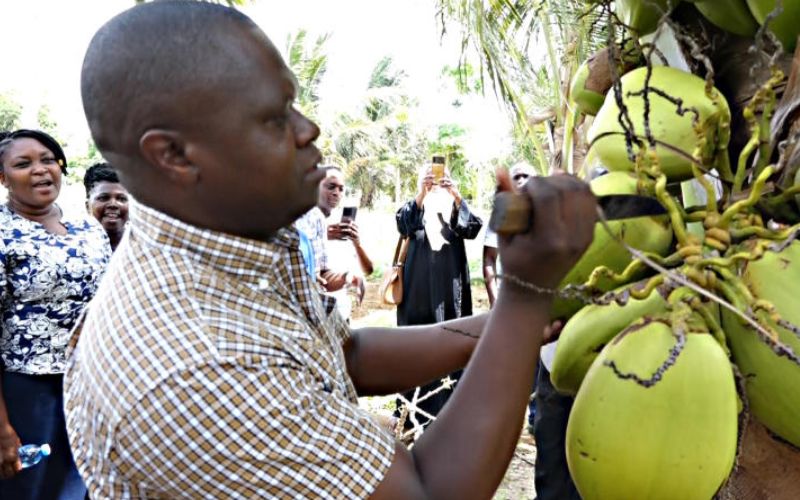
[32,180,53,189]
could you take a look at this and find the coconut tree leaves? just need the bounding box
[435,0,608,174]
[285,29,330,121]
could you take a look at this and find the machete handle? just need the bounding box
[489,191,532,236]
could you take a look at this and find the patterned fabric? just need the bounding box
[295,206,328,272]
[0,204,110,375]
[64,202,394,499]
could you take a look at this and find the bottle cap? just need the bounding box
[40,444,51,456]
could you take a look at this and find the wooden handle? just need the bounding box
[489,192,532,236]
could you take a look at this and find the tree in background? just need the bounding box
[0,93,22,132]
[36,104,62,141]
[436,0,603,175]
[326,57,429,209]
[67,140,105,185]
[285,29,330,122]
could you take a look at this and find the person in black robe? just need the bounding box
[394,163,482,431]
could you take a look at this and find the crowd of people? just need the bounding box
[0,1,598,498]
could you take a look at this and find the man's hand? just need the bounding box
[543,320,564,344]
[327,222,361,245]
[0,422,21,480]
[497,170,597,298]
[327,223,346,240]
[350,275,366,304]
[343,222,360,245]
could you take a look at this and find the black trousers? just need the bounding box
[533,366,581,500]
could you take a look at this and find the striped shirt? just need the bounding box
[295,207,328,273]
[64,202,394,499]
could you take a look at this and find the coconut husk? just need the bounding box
[669,4,793,169]
[754,41,800,221]
[717,420,800,500]
[771,41,800,187]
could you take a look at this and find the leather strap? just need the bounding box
[392,236,410,266]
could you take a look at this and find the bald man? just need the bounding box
[63,2,597,498]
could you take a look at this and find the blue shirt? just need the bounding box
[0,204,111,374]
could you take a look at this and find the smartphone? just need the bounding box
[341,206,357,223]
[431,155,446,183]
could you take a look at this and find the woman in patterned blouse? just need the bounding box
[0,130,110,498]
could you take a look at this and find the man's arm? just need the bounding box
[482,245,499,308]
[349,223,374,276]
[319,268,349,292]
[345,314,487,396]
[360,174,597,499]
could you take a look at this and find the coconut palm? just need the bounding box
[326,57,429,208]
[284,29,330,121]
[435,0,606,174]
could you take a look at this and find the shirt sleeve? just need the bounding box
[483,226,498,248]
[315,213,328,271]
[450,199,483,240]
[112,360,395,499]
[395,200,423,237]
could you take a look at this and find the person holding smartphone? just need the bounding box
[314,167,373,321]
[394,160,483,431]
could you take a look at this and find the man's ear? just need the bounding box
[139,129,199,185]
[0,170,6,188]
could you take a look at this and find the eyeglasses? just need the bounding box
[512,174,530,182]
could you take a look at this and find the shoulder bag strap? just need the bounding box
[396,237,410,266]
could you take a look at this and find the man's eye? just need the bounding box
[13,161,30,168]
[42,157,56,164]
[268,114,289,128]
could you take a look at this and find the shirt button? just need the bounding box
[258,278,270,290]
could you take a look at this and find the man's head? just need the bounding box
[84,162,129,237]
[81,1,326,241]
[509,162,535,192]
[318,167,344,216]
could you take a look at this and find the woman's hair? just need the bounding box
[83,162,120,198]
[0,129,68,174]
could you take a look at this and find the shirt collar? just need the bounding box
[129,201,300,273]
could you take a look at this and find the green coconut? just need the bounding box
[551,282,668,394]
[571,59,606,116]
[615,0,674,35]
[551,171,673,319]
[694,0,759,36]
[746,0,800,52]
[571,45,641,116]
[566,318,738,500]
[721,239,800,447]
[588,66,731,182]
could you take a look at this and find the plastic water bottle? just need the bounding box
[18,443,51,469]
